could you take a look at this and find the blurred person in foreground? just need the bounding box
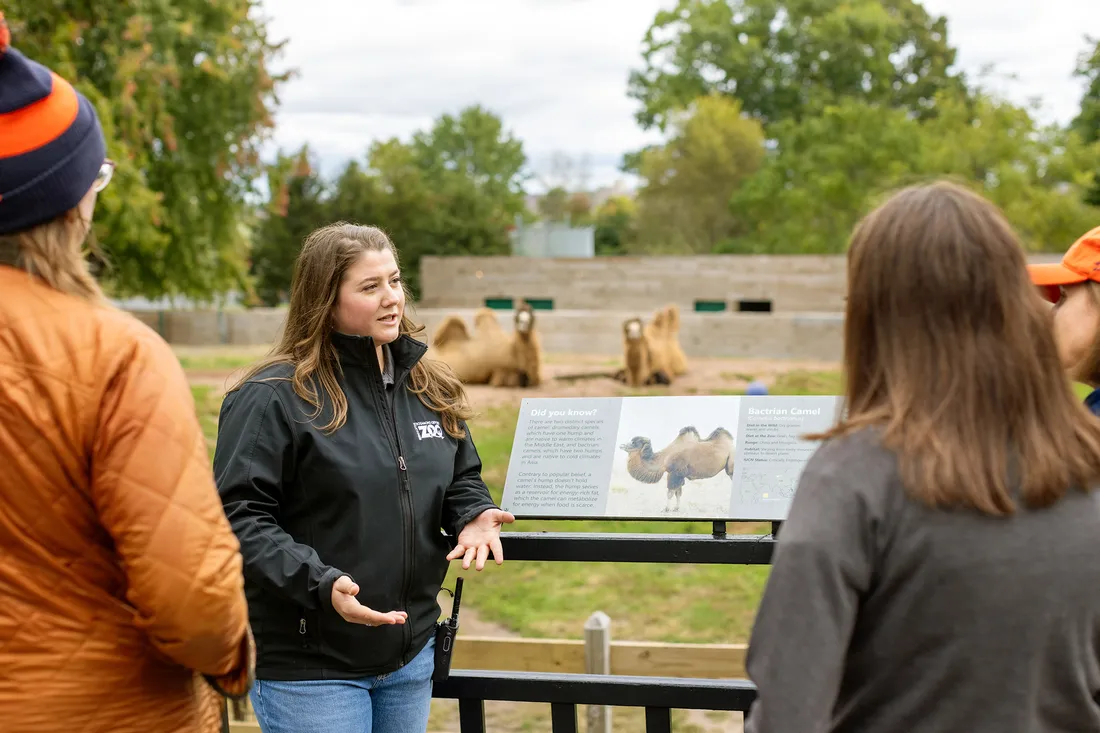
[0,13,254,732]
[745,181,1100,733]
[1027,226,1100,414]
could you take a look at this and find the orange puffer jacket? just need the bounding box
[0,266,254,732]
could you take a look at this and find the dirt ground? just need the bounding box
[186,350,839,409]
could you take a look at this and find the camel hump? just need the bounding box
[664,303,681,331]
[474,308,503,333]
[705,426,733,441]
[677,425,701,439]
[431,316,470,348]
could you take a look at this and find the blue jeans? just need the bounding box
[251,636,436,733]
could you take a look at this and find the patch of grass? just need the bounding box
[174,345,269,371]
[770,369,842,396]
[190,385,222,452]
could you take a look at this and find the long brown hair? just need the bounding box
[229,222,474,437]
[0,208,105,302]
[814,180,1100,515]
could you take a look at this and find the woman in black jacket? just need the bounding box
[213,222,514,733]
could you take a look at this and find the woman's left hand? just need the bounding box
[447,508,516,571]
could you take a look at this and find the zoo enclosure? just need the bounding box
[430,521,779,733]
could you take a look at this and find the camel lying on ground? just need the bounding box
[430,304,543,388]
[619,426,735,512]
[616,303,688,387]
[661,304,689,377]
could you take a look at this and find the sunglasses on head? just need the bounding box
[92,159,115,193]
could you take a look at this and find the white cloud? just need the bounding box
[259,0,1100,191]
[921,0,1099,125]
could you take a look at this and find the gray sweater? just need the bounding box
[745,428,1100,733]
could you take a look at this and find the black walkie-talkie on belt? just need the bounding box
[432,576,463,682]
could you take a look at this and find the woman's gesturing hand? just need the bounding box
[447,508,517,571]
[330,576,408,626]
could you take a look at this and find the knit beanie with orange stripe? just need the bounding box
[0,13,107,235]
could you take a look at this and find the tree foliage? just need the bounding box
[252,106,528,302]
[627,0,966,131]
[1074,36,1100,144]
[593,196,637,255]
[1073,36,1100,207]
[249,147,326,306]
[725,89,1100,254]
[5,1,289,302]
[632,94,766,252]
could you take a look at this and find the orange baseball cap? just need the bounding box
[1028,226,1100,303]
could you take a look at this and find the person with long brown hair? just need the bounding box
[1028,226,1100,414]
[213,222,513,733]
[0,13,254,732]
[744,181,1100,733]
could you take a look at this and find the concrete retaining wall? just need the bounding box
[418,253,1065,314]
[127,308,287,346]
[418,254,850,313]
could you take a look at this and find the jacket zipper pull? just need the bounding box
[398,456,407,471]
[299,619,307,635]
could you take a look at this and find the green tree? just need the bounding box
[593,196,637,255]
[726,89,1100,254]
[1074,36,1100,143]
[409,104,529,219]
[5,2,289,301]
[537,187,570,222]
[1072,36,1100,207]
[727,98,919,253]
[307,106,529,300]
[632,94,766,253]
[627,0,965,132]
[249,147,326,306]
[566,192,594,227]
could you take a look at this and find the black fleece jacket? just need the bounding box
[212,332,497,680]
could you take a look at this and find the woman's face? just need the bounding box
[331,248,405,344]
[1052,283,1100,376]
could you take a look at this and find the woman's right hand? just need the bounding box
[330,576,408,626]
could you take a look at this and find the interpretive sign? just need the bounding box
[501,395,843,521]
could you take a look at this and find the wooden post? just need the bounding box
[584,611,612,733]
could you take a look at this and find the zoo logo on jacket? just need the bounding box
[414,420,445,440]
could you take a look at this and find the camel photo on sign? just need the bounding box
[610,396,739,518]
[501,394,843,522]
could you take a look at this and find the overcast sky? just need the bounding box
[258,0,1100,192]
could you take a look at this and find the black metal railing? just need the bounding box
[430,520,780,732]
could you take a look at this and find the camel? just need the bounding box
[622,317,649,387]
[619,426,735,512]
[643,304,689,379]
[642,309,672,381]
[661,304,689,377]
[619,316,669,387]
[429,305,543,388]
[510,302,543,387]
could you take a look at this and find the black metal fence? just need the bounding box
[431,521,779,732]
